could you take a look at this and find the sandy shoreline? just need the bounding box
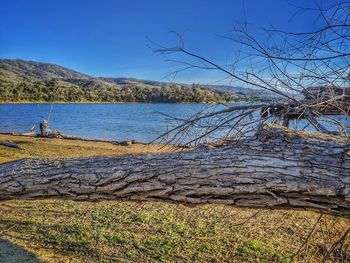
[0,133,173,164]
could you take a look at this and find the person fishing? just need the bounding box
[39,105,53,137]
[39,119,49,137]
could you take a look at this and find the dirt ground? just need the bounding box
[0,134,173,164]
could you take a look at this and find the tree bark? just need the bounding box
[0,125,349,217]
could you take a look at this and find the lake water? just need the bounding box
[0,104,349,142]
[0,104,211,142]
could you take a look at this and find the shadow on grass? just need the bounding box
[0,238,42,263]
[0,219,100,261]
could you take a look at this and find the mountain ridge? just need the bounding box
[0,58,274,103]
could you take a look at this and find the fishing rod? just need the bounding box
[47,104,53,123]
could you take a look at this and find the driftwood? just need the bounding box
[0,125,349,217]
[303,86,350,115]
[0,132,150,147]
[112,140,148,146]
[0,140,25,150]
[261,87,350,123]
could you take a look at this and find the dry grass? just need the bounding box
[0,134,349,262]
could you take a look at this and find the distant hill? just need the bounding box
[203,84,278,102]
[0,59,90,80]
[0,59,274,103]
[100,77,166,87]
[100,78,278,102]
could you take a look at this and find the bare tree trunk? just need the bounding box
[0,125,349,217]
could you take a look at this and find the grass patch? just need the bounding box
[130,212,152,224]
[0,200,348,262]
[106,232,128,245]
[144,238,177,262]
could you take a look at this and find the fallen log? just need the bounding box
[0,125,349,217]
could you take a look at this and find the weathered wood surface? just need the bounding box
[303,86,350,115]
[0,125,349,217]
[261,87,350,120]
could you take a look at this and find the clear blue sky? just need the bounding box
[0,0,336,84]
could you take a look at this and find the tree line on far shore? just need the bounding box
[0,82,233,103]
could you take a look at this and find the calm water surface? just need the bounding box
[0,103,349,142]
[0,104,209,142]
